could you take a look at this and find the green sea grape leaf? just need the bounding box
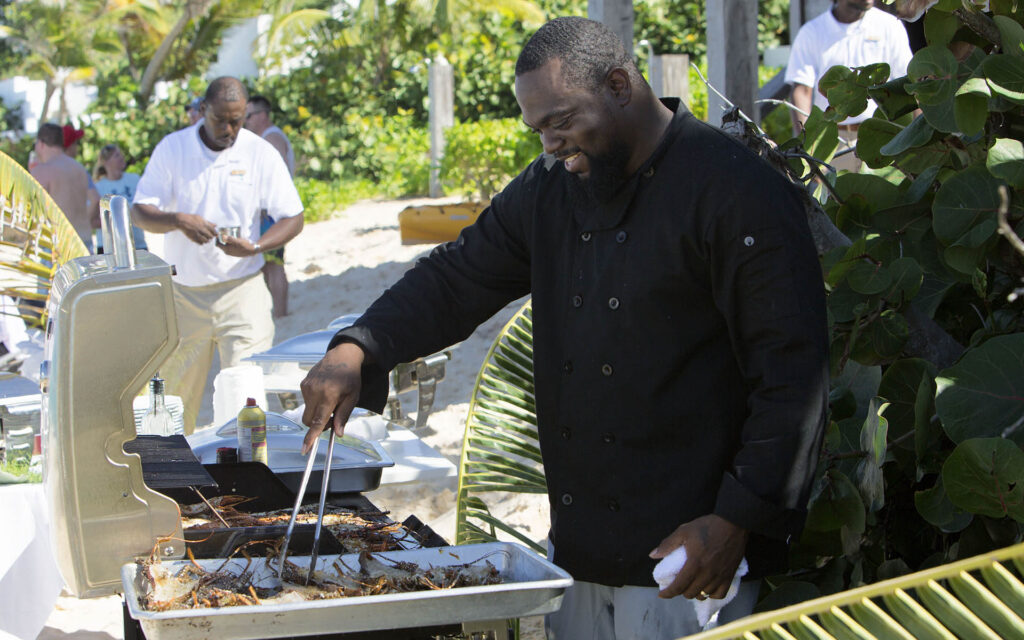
[942,438,1024,521]
[985,54,1024,104]
[935,334,1024,444]
[993,15,1024,58]
[932,164,1002,246]
[915,476,973,532]
[987,138,1024,188]
[880,115,936,156]
[906,46,959,105]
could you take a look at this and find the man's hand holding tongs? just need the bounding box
[299,341,365,453]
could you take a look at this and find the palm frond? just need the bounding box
[0,151,90,327]
[456,300,546,548]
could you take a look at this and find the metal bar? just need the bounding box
[277,436,320,578]
[306,432,336,584]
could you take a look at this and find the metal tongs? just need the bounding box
[276,430,337,585]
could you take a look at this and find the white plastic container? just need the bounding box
[213,364,266,428]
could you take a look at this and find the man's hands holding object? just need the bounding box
[299,341,366,454]
[649,514,749,600]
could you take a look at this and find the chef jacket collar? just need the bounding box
[574,97,689,231]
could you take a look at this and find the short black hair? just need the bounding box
[515,16,644,91]
[205,76,248,105]
[248,95,273,114]
[37,123,63,147]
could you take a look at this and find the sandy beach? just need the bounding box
[35,197,549,639]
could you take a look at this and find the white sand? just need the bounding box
[36,197,549,640]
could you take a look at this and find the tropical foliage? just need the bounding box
[456,301,546,554]
[0,150,89,327]
[756,0,1024,608]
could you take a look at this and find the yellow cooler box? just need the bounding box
[398,202,488,245]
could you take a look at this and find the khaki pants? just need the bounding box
[161,273,274,433]
[833,127,862,173]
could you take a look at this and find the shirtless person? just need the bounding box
[30,123,99,248]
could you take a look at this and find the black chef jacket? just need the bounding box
[333,99,829,586]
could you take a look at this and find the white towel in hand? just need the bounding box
[652,546,749,627]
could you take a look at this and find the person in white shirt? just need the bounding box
[786,0,913,170]
[132,77,304,432]
[244,95,294,318]
[93,143,147,251]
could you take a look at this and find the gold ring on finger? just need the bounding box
[699,590,710,599]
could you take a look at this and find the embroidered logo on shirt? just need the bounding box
[230,169,246,176]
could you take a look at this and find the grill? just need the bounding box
[40,196,570,640]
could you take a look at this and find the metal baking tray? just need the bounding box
[186,412,393,495]
[122,542,572,640]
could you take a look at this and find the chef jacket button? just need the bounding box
[607,499,620,512]
[616,230,628,243]
[572,295,583,308]
[603,433,615,444]
[643,166,655,178]
[561,427,571,440]
[601,364,613,376]
[581,231,592,242]
[561,493,573,506]
[608,297,620,310]
[563,360,573,374]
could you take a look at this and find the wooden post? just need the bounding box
[428,54,453,198]
[649,54,690,105]
[706,0,758,124]
[793,0,833,38]
[587,0,634,51]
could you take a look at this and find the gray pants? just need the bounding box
[545,543,759,640]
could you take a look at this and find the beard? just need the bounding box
[566,139,633,206]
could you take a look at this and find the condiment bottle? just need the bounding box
[237,397,268,465]
[140,376,175,436]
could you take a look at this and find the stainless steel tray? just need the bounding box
[122,542,572,640]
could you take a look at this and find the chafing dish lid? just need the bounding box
[186,412,394,474]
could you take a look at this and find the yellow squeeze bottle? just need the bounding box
[237,397,268,465]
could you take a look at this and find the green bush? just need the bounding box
[294,177,378,223]
[758,1,1024,606]
[440,118,542,201]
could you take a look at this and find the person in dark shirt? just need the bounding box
[300,17,828,639]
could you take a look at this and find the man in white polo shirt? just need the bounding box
[133,76,304,432]
[786,0,912,171]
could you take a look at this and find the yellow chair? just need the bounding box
[685,542,1024,640]
[397,201,488,245]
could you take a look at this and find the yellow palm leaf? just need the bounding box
[0,150,90,326]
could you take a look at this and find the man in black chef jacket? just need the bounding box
[300,16,828,639]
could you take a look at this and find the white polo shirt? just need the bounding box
[785,7,912,124]
[134,123,303,287]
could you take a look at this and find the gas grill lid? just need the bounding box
[42,249,185,599]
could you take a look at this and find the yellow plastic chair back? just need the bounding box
[685,542,1024,640]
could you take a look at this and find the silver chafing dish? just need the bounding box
[246,316,451,430]
[40,196,570,637]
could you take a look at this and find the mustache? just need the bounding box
[550,148,583,161]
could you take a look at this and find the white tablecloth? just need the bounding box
[0,484,65,639]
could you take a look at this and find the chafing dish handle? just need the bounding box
[100,195,137,269]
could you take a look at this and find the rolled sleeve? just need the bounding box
[709,177,829,541]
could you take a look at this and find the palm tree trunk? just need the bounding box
[137,0,214,106]
[38,79,56,124]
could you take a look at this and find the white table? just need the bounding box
[0,484,65,639]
